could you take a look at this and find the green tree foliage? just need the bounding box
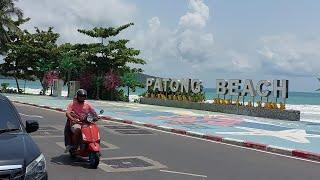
[0,6,147,101]
[58,43,86,96]
[121,72,144,101]
[0,0,25,54]
[0,27,60,93]
[0,0,29,91]
[77,23,134,44]
[77,23,146,100]
[29,27,60,92]
[0,82,9,91]
[0,30,35,92]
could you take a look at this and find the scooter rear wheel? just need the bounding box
[89,152,100,169]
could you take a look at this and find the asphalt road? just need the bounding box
[15,103,320,180]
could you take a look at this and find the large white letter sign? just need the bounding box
[162,78,170,92]
[153,78,163,91]
[228,79,242,96]
[146,78,154,90]
[273,80,289,98]
[191,79,201,93]
[256,80,271,97]
[170,79,180,93]
[241,79,256,97]
[216,79,228,95]
[180,79,190,93]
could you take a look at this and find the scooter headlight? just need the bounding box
[87,115,94,122]
[25,153,47,180]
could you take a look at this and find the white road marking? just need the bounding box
[99,156,167,172]
[17,102,320,164]
[19,113,43,118]
[160,170,207,178]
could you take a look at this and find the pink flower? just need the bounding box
[42,71,59,87]
[104,70,121,91]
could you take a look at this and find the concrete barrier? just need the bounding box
[140,98,300,121]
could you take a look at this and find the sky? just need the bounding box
[10,0,320,92]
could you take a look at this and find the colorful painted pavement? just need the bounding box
[5,94,320,153]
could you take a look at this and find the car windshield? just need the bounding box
[0,99,21,130]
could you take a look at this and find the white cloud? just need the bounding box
[17,0,137,44]
[17,0,251,79]
[257,34,320,76]
[129,0,260,81]
[228,51,253,71]
[130,0,218,78]
[15,0,266,85]
[179,0,209,29]
[148,17,161,31]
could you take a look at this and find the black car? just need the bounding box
[0,94,47,180]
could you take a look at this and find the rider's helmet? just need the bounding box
[76,89,87,103]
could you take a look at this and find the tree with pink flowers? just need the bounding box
[104,69,121,91]
[42,70,59,95]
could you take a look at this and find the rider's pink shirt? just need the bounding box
[67,99,95,120]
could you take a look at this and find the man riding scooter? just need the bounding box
[64,89,103,168]
[64,89,97,153]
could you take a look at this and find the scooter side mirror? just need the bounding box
[99,110,104,114]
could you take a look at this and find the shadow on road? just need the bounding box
[51,154,93,169]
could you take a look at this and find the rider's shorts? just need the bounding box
[71,124,81,133]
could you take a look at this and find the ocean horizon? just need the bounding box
[1,78,320,106]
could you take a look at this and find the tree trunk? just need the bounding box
[67,70,71,97]
[95,76,101,100]
[39,79,46,95]
[96,85,100,100]
[127,86,130,102]
[14,76,20,93]
[24,80,26,94]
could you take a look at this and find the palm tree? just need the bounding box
[0,0,23,53]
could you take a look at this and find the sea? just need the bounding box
[1,79,320,121]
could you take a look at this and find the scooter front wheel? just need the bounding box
[89,152,100,169]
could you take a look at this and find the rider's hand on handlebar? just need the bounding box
[72,118,80,123]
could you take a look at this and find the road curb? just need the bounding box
[222,138,245,146]
[13,100,320,162]
[123,120,133,124]
[244,142,267,151]
[186,131,205,138]
[203,135,223,142]
[171,129,187,135]
[292,150,320,161]
[267,145,293,156]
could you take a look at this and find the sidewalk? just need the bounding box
[6,93,320,159]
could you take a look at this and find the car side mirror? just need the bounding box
[99,110,104,115]
[26,120,39,133]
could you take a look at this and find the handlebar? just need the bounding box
[69,109,104,123]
